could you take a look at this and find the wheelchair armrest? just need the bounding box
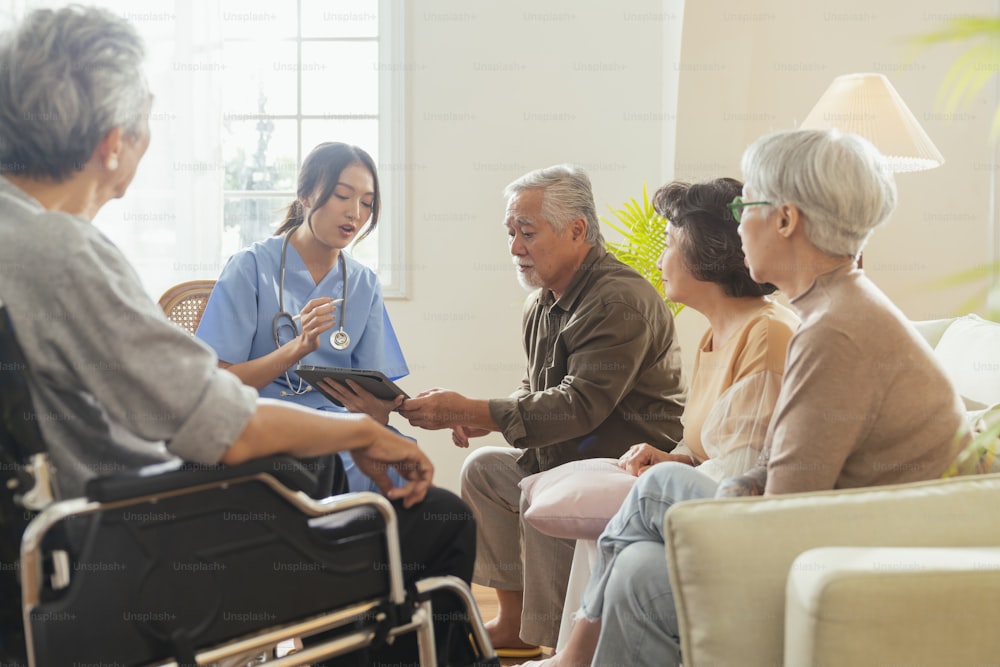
[84,455,318,503]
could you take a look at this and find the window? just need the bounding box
[219,0,406,296]
[4,0,406,299]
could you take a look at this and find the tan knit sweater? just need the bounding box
[764,264,965,494]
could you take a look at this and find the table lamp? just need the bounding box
[799,73,945,267]
[799,72,944,173]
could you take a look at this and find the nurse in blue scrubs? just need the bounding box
[197,142,408,494]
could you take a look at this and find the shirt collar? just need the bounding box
[0,175,44,213]
[539,245,606,310]
[790,261,858,313]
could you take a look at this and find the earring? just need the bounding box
[106,155,119,171]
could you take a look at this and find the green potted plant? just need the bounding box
[943,416,1000,477]
[602,184,683,316]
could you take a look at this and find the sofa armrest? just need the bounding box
[663,473,1000,667]
[785,546,1000,666]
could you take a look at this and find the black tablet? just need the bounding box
[295,365,409,407]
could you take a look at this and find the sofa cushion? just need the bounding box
[519,458,637,540]
[785,546,1000,666]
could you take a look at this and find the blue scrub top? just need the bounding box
[196,235,409,411]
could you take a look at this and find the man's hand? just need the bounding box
[399,388,470,430]
[451,425,490,448]
[352,427,434,508]
[617,443,694,477]
[715,464,768,498]
[318,378,404,425]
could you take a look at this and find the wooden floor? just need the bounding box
[472,583,499,624]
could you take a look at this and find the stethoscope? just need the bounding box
[272,232,350,395]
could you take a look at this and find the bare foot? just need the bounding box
[484,615,538,651]
[516,618,600,667]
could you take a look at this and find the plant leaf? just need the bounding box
[601,184,682,315]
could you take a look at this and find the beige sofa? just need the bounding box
[664,314,1000,667]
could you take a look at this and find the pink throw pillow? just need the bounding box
[519,458,638,540]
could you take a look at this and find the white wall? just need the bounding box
[673,0,997,319]
[390,0,999,493]
[388,0,679,491]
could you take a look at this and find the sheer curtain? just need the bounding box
[1,0,226,300]
[94,1,226,300]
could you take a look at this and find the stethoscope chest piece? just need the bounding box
[330,329,351,350]
[276,231,353,360]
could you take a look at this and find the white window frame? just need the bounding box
[377,0,407,298]
[220,0,408,298]
[2,0,408,299]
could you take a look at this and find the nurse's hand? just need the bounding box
[318,378,404,425]
[294,297,339,355]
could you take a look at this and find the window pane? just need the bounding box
[223,196,290,255]
[222,41,298,116]
[301,42,378,116]
[220,0,297,40]
[302,119,378,160]
[349,226,380,273]
[301,0,378,38]
[223,119,298,192]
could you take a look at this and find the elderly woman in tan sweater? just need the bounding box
[520,128,967,667]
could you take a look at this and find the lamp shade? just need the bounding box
[800,73,944,173]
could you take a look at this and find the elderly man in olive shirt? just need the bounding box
[401,164,686,653]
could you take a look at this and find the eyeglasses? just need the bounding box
[726,196,772,222]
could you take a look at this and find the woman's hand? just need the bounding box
[618,443,695,477]
[715,465,768,498]
[318,378,404,425]
[294,297,340,355]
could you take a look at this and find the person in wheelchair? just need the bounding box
[0,5,481,665]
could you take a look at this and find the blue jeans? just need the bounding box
[580,462,719,667]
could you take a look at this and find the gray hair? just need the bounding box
[0,5,149,181]
[740,129,898,258]
[504,164,605,248]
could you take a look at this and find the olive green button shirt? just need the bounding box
[489,245,686,473]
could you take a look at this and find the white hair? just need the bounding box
[740,129,898,258]
[0,5,149,181]
[504,164,605,247]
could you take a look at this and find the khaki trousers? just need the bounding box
[460,446,575,648]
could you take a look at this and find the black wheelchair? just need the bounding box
[0,302,498,666]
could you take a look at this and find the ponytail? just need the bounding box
[274,199,305,236]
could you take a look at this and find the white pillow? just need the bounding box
[934,315,1000,407]
[519,458,637,540]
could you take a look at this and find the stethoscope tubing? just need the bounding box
[271,231,350,395]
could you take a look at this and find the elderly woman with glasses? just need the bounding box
[519,128,967,667]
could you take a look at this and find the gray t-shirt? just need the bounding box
[0,176,257,499]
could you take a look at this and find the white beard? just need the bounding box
[515,268,543,291]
